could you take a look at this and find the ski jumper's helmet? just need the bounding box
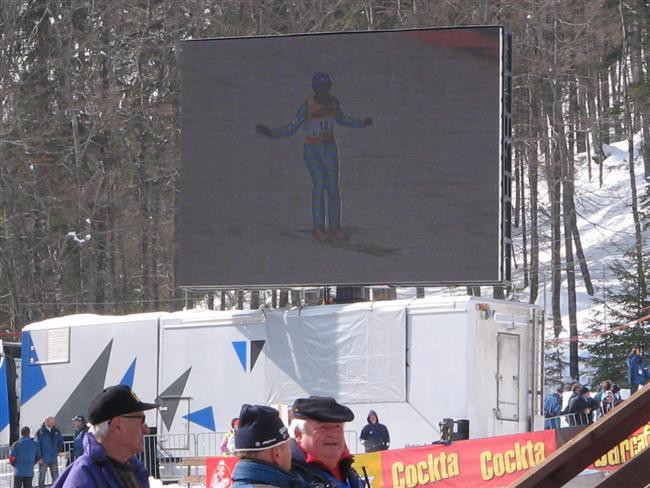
[312,72,332,92]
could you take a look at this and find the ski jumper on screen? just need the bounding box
[256,72,372,242]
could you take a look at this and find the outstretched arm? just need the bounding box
[256,103,307,138]
[334,100,372,128]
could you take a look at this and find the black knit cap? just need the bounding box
[292,396,354,422]
[88,385,158,424]
[235,405,289,451]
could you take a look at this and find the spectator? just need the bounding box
[543,386,563,429]
[612,384,622,405]
[70,415,88,462]
[568,386,595,426]
[561,382,581,423]
[52,384,158,488]
[220,418,239,456]
[360,410,390,452]
[627,346,648,394]
[597,390,616,418]
[9,426,40,488]
[290,396,363,487]
[231,404,306,488]
[593,380,612,418]
[36,416,63,488]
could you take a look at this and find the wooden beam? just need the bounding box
[511,385,650,487]
[594,442,650,487]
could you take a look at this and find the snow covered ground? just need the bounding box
[528,134,648,336]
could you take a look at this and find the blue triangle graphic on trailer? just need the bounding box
[183,406,216,432]
[119,358,137,388]
[232,341,247,371]
[21,332,47,405]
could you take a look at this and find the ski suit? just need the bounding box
[265,96,368,231]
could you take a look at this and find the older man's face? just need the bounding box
[299,420,345,469]
[116,412,149,455]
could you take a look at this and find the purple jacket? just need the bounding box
[52,432,149,488]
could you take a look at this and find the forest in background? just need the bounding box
[1,1,649,381]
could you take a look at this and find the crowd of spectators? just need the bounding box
[544,345,649,429]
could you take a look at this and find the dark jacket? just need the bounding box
[72,426,89,460]
[567,395,595,426]
[359,411,390,452]
[290,440,363,488]
[36,423,63,464]
[233,458,307,488]
[10,435,41,477]
[627,352,647,386]
[52,432,149,488]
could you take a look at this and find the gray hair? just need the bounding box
[289,418,306,438]
[89,420,110,441]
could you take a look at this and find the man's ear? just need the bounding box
[108,418,122,433]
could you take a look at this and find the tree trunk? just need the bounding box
[541,82,563,340]
[514,145,521,228]
[250,290,260,309]
[620,0,648,307]
[519,151,529,289]
[527,85,540,305]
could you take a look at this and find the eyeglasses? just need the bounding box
[120,415,146,425]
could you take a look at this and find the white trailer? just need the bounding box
[14,297,543,450]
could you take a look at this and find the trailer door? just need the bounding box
[496,333,520,421]
[158,396,191,450]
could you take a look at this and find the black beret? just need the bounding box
[235,405,289,451]
[292,396,354,422]
[88,385,158,424]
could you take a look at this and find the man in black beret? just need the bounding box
[231,404,307,488]
[52,385,158,488]
[290,396,363,488]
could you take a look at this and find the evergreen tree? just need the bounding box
[545,339,569,390]
[585,250,650,387]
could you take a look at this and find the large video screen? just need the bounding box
[177,27,505,287]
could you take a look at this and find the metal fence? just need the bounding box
[542,412,606,429]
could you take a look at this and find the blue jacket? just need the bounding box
[36,424,63,464]
[10,436,40,477]
[233,458,307,488]
[359,411,390,452]
[627,352,647,385]
[72,427,88,460]
[543,393,562,429]
[52,432,149,488]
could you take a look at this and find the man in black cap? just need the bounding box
[290,396,363,488]
[70,415,88,461]
[231,404,306,488]
[52,384,158,488]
